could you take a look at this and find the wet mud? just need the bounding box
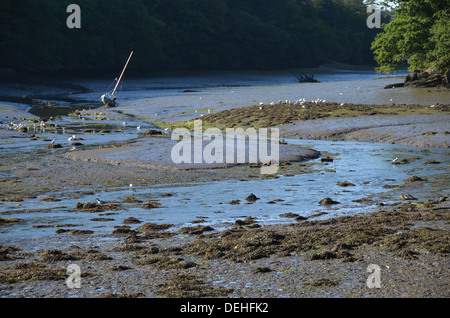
[0,92,448,298]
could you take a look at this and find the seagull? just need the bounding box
[96,198,105,205]
[137,126,141,131]
[68,135,76,142]
[392,157,398,164]
[51,139,55,145]
[129,183,133,189]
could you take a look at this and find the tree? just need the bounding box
[0,0,382,76]
[371,0,450,73]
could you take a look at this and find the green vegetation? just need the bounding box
[1,0,379,77]
[372,0,450,73]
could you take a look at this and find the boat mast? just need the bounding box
[112,51,134,95]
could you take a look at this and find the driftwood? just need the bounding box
[292,72,319,83]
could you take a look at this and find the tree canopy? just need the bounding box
[371,0,450,73]
[0,0,381,77]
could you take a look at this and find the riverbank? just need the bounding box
[0,84,449,298]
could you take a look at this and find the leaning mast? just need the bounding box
[112,51,134,95]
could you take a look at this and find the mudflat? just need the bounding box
[0,97,449,298]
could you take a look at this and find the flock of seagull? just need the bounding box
[2,96,423,170]
[1,116,140,151]
[256,98,348,110]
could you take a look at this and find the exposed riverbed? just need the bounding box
[0,67,449,298]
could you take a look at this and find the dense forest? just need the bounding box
[0,0,384,77]
[372,0,449,74]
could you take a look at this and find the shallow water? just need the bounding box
[56,67,450,128]
[72,67,448,109]
[0,66,449,248]
[0,137,448,247]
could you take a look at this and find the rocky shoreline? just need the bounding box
[385,70,450,89]
[0,97,449,299]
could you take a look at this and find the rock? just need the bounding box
[123,217,142,224]
[179,225,214,235]
[235,216,257,226]
[321,157,333,162]
[46,144,62,149]
[384,83,405,89]
[403,70,450,88]
[252,267,273,273]
[137,223,173,231]
[279,212,300,218]
[318,197,340,205]
[336,181,355,187]
[424,160,440,165]
[245,193,259,202]
[406,176,426,182]
[400,194,417,200]
[141,129,166,136]
[141,201,162,209]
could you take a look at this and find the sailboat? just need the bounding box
[101,51,134,107]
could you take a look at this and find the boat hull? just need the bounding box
[101,93,117,107]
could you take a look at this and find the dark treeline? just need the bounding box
[0,0,383,77]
